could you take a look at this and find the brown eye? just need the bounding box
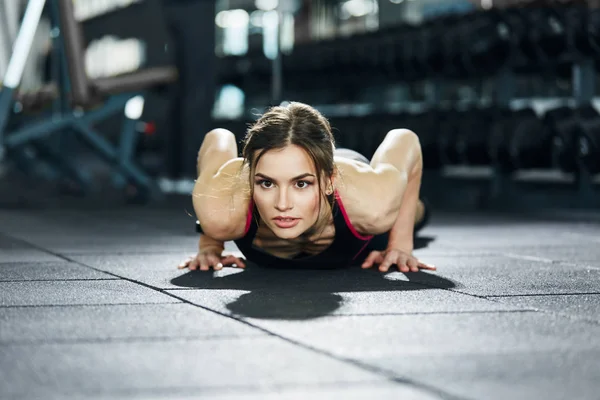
[256,180,273,188]
[296,180,311,189]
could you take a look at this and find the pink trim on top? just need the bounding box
[243,199,254,236]
[334,190,374,241]
[353,240,372,261]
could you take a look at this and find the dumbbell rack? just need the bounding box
[215,5,600,212]
[420,55,600,212]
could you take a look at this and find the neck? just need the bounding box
[299,194,333,241]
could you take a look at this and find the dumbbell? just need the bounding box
[548,106,599,173]
[334,38,367,90]
[338,37,367,81]
[422,16,462,77]
[576,109,600,175]
[332,40,365,92]
[508,108,548,170]
[587,8,600,56]
[437,110,462,165]
[462,11,514,74]
[387,27,411,81]
[331,116,365,152]
[498,8,529,61]
[456,109,498,166]
[310,42,337,87]
[489,108,545,172]
[412,27,433,81]
[566,6,594,57]
[405,112,442,169]
[440,17,468,78]
[546,107,579,173]
[417,21,440,76]
[354,113,390,158]
[521,7,571,64]
[400,26,430,81]
[488,108,518,172]
[317,42,345,89]
[372,33,398,82]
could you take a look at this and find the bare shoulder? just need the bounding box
[192,158,250,241]
[333,157,406,235]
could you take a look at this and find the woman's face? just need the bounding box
[253,144,326,239]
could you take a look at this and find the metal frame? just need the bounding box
[0,0,153,195]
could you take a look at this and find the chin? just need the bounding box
[273,230,302,240]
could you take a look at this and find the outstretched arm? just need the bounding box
[333,130,416,236]
[380,141,422,254]
[368,129,422,242]
[362,129,436,273]
[192,129,250,241]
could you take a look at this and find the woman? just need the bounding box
[179,102,436,273]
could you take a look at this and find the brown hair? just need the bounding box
[242,102,336,202]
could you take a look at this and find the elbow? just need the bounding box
[197,220,236,242]
[388,128,421,148]
[361,207,399,236]
[196,209,236,241]
[371,210,399,235]
[370,178,407,234]
[204,230,235,242]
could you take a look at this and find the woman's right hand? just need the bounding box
[178,235,246,271]
[178,247,246,271]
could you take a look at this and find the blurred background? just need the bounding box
[1,0,600,213]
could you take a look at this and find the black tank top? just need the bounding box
[233,191,373,269]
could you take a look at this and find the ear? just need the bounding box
[324,170,336,195]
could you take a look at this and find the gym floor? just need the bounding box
[1,177,600,400]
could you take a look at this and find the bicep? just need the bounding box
[193,158,250,241]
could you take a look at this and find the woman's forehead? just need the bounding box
[255,145,316,172]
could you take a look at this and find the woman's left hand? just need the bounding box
[361,249,436,273]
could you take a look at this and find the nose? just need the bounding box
[275,188,293,211]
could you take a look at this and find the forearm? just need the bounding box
[192,129,250,240]
[198,233,225,252]
[386,163,422,254]
[371,130,423,254]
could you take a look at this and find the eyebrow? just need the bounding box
[254,172,316,182]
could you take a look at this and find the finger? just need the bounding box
[378,253,398,272]
[222,255,245,268]
[210,255,225,271]
[189,257,200,271]
[199,255,211,271]
[231,256,246,268]
[407,257,420,272]
[220,255,236,266]
[231,255,246,268]
[362,251,383,269]
[418,261,437,271]
[396,256,411,273]
[206,254,221,270]
[177,256,193,269]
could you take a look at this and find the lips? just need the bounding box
[273,217,300,229]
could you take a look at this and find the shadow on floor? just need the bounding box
[170,236,458,321]
[414,235,435,250]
